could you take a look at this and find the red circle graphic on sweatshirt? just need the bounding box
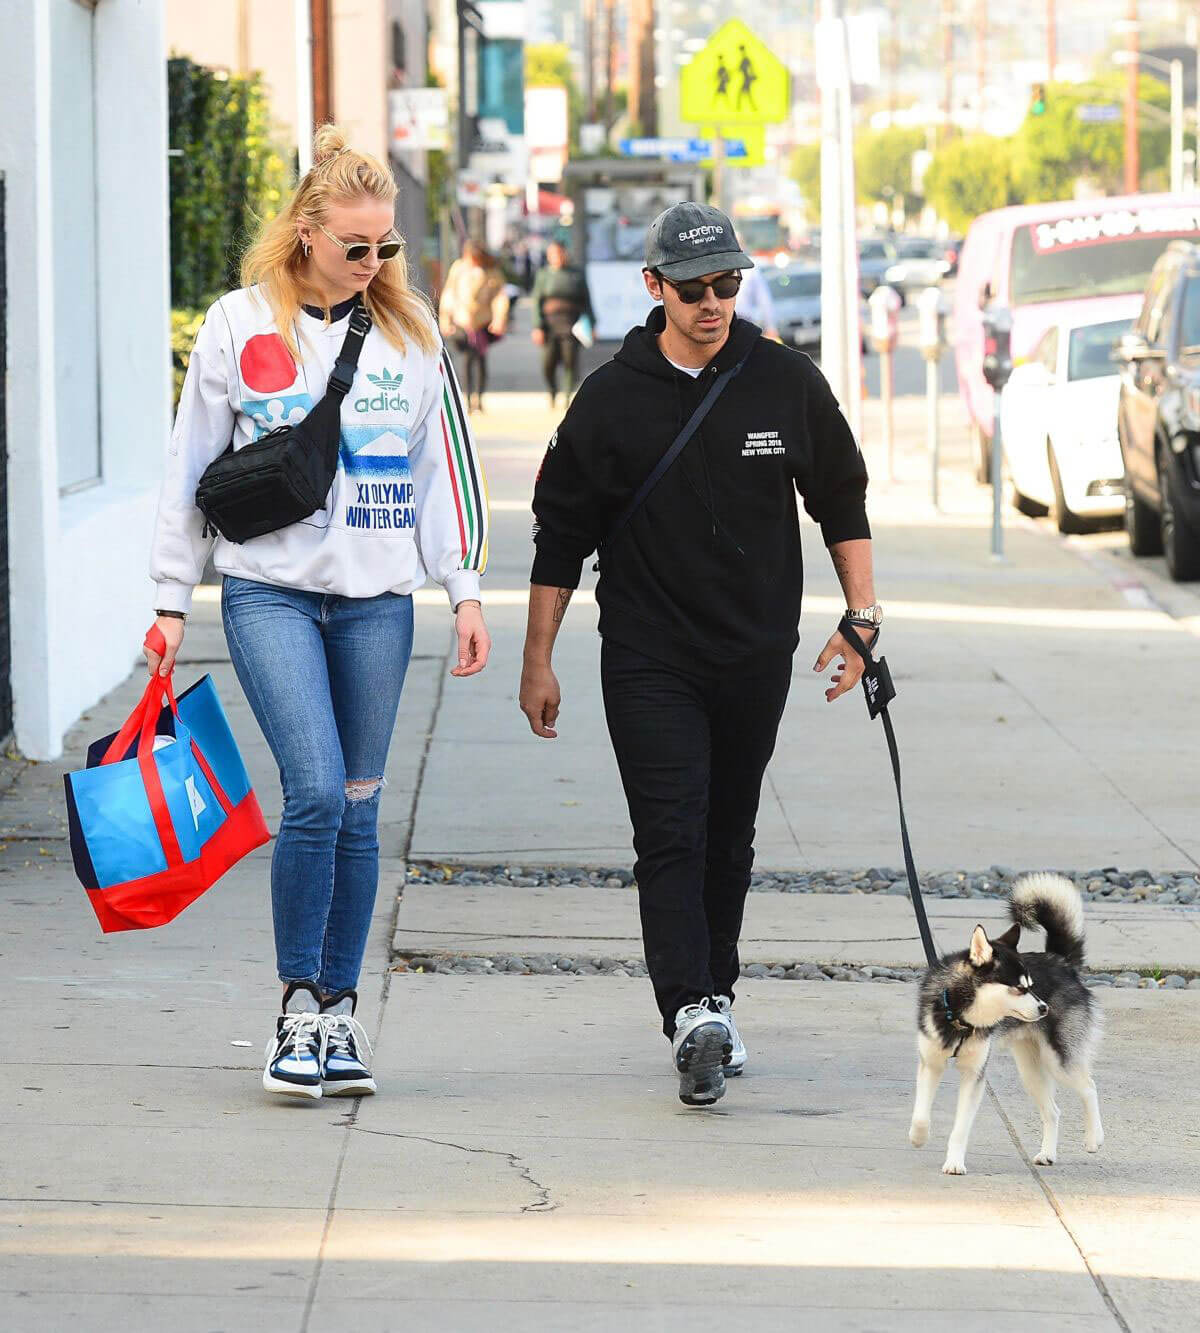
[240,333,297,394]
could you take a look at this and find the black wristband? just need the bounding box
[155,609,186,621]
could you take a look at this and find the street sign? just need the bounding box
[680,20,790,126]
[1077,103,1122,124]
[619,136,748,163]
[388,89,449,152]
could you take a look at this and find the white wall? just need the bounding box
[0,0,170,759]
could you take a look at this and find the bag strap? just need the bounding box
[326,299,373,398]
[597,348,752,564]
[838,616,939,967]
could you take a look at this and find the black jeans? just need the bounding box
[542,331,580,396]
[600,638,793,1035]
[454,335,487,402]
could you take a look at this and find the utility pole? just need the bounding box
[628,0,657,137]
[886,0,899,118]
[603,0,616,132]
[1124,0,1139,194]
[1046,0,1056,82]
[818,0,862,444]
[294,0,314,171]
[941,0,954,143]
[583,0,596,122]
[311,0,332,126]
[975,0,986,126]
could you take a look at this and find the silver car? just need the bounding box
[883,237,951,297]
[765,263,823,348]
[765,263,869,354]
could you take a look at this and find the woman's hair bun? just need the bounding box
[312,123,350,165]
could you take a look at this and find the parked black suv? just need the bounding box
[1117,242,1200,580]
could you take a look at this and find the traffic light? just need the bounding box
[1030,83,1047,116]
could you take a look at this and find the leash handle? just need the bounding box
[838,616,939,967]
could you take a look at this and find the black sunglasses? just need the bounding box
[660,272,742,304]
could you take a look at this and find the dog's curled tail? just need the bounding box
[1009,873,1085,965]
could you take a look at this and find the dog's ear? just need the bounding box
[968,924,993,967]
[995,923,1020,949]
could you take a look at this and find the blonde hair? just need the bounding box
[240,124,436,360]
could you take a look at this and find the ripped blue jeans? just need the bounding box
[222,576,414,994]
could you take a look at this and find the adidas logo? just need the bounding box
[356,366,410,413]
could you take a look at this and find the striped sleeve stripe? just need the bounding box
[439,350,489,571]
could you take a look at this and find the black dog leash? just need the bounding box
[838,617,939,968]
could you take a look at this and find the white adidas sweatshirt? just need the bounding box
[151,286,488,613]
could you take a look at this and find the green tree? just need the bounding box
[525,42,583,151]
[855,126,926,212]
[790,143,821,222]
[923,135,1015,233]
[167,57,290,309]
[1010,75,1169,199]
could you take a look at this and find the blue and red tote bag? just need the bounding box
[64,653,269,933]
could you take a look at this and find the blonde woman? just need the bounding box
[438,240,509,413]
[148,126,491,1100]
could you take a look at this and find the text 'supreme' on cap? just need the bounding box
[644,202,755,282]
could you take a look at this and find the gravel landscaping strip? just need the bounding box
[391,951,1200,989]
[404,862,1200,906]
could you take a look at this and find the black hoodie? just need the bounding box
[530,307,870,672]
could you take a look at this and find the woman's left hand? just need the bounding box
[452,600,491,677]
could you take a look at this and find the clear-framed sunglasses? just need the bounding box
[315,223,403,263]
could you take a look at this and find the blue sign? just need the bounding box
[619,136,747,162]
[1076,104,1122,124]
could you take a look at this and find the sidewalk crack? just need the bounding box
[985,1082,1131,1332]
[350,1126,557,1213]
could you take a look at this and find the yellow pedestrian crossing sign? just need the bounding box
[680,20,790,126]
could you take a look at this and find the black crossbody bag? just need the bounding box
[195,301,373,543]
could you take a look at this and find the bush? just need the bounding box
[171,307,206,410]
[168,57,291,309]
[924,136,1016,234]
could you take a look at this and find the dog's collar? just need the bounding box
[942,987,976,1052]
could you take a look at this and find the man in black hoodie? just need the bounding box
[520,203,880,1107]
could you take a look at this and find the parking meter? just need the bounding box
[918,287,946,508]
[981,305,1013,391]
[917,286,945,364]
[980,305,1013,558]
[868,285,902,353]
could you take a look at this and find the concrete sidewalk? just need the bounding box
[1,384,1198,1331]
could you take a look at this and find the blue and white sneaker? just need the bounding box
[319,989,375,1097]
[263,981,325,1099]
[715,996,746,1076]
[671,999,733,1107]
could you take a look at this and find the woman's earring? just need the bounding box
[302,241,311,257]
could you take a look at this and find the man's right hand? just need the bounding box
[144,615,185,678]
[531,328,546,346]
[519,661,561,738]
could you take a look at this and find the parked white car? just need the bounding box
[1000,307,1140,532]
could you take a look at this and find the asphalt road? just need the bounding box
[477,283,959,402]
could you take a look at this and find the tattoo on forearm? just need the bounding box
[552,589,573,623]
[832,548,850,580]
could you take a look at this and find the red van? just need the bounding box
[954,193,1200,481]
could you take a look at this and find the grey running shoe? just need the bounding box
[715,996,746,1076]
[263,981,325,1099]
[671,999,733,1107]
[319,989,376,1097]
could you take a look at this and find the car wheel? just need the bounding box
[974,425,992,485]
[1012,489,1049,518]
[1048,447,1087,535]
[1123,469,1162,557]
[1158,446,1200,580]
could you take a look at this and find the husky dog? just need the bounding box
[908,873,1103,1175]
